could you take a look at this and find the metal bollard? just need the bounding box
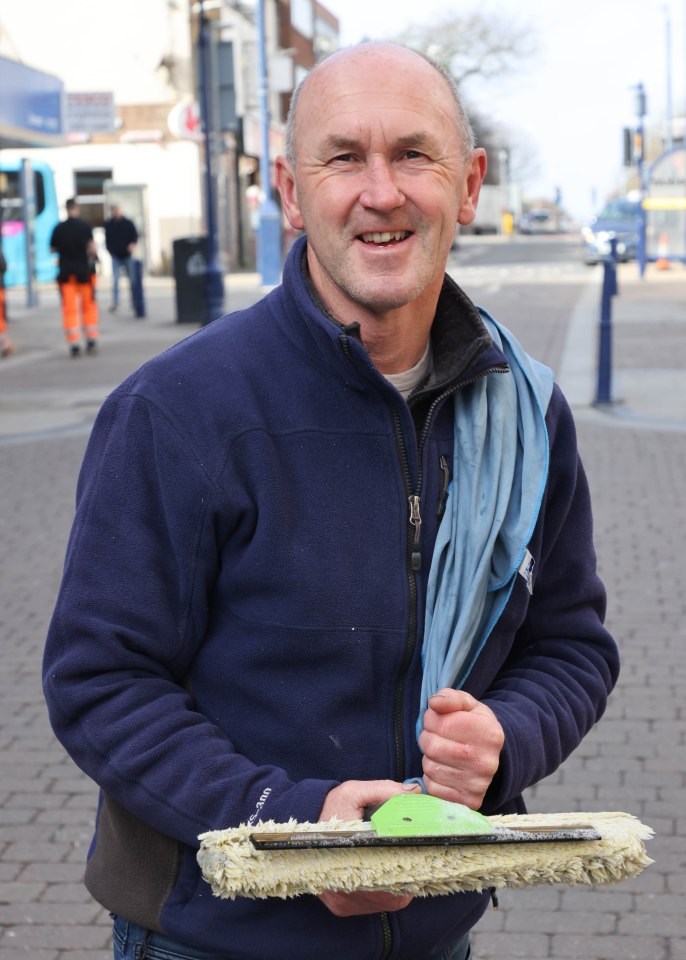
[594,236,618,405]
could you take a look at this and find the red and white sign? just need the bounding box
[167,99,202,141]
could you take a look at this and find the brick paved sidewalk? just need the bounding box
[1,264,684,958]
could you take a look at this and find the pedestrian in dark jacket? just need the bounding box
[50,198,99,356]
[42,43,619,960]
[104,204,140,313]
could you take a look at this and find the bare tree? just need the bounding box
[392,10,537,88]
[389,10,540,191]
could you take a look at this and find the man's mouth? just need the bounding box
[358,231,412,245]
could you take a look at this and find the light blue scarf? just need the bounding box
[417,311,555,736]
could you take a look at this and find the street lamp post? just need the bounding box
[664,6,673,152]
[256,0,282,287]
[634,82,648,278]
[197,0,225,324]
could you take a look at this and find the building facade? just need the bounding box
[0,0,339,276]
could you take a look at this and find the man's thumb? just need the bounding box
[427,689,476,713]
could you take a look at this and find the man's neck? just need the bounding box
[307,274,441,375]
[299,247,445,373]
[361,316,433,374]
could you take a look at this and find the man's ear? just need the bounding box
[457,148,487,226]
[275,155,305,231]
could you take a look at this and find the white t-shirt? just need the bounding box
[383,339,432,399]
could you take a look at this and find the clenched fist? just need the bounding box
[419,689,504,809]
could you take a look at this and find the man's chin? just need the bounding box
[349,280,426,314]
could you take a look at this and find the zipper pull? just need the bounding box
[408,495,422,571]
[437,455,450,518]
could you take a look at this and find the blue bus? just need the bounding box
[0,158,59,287]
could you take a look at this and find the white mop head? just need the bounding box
[197,810,653,900]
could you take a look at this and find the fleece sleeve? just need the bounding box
[42,387,337,848]
[479,385,619,811]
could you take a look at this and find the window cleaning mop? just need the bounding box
[197,793,653,901]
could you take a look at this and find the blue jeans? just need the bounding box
[111,256,136,308]
[112,915,471,960]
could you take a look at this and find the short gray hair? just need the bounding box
[283,42,476,168]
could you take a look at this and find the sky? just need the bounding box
[324,0,686,221]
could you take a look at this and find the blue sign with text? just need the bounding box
[0,55,63,137]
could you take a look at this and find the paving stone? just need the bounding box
[504,909,617,935]
[0,901,101,925]
[618,911,686,936]
[0,925,110,950]
[469,931,550,957]
[18,864,85,884]
[0,950,58,959]
[559,888,634,913]
[40,883,96,904]
[2,842,71,863]
[550,934,667,959]
[0,882,47,904]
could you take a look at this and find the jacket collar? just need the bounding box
[280,235,507,394]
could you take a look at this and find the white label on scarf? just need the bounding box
[518,549,535,595]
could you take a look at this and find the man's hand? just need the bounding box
[317,779,421,917]
[419,689,504,809]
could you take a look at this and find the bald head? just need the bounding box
[274,39,486,330]
[284,43,476,169]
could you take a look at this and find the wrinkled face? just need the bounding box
[276,45,485,322]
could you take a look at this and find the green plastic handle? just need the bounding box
[370,794,494,838]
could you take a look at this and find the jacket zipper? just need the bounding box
[337,341,506,778]
[339,334,506,960]
[379,913,393,960]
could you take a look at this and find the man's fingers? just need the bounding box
[427,689,477,713]
[319,779,421,822]
[421,708,504,753]
[319,890,413,917]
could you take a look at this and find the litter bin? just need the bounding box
[173,236,208,324]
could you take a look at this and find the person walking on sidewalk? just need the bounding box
[0,240,16,358]
[104,205,143,316]
[50,198,99,357]
[43,43,619,960]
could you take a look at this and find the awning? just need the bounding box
[0,55,65,148]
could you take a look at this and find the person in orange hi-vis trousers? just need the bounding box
[0,239,16,358]
[50,198,99,357]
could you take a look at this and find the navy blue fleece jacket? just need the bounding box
[43,236,619,960]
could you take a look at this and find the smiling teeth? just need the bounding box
[361,231,409,244]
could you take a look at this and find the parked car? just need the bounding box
[519,208,557,234]
[581,198,641,264]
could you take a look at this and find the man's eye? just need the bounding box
[403,150,425,160]
[332,153,355,163]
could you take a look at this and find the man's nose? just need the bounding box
[358,159,405,210]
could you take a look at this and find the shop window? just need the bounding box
[74,169,112,228]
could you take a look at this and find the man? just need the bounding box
[104,204,142,316]
[43,44,619,960]
[50,198,99,357]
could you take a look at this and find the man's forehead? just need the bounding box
[297,51,457,131]
[306,58,448,106]
[310,43,438,84]
[320,130,444,152]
